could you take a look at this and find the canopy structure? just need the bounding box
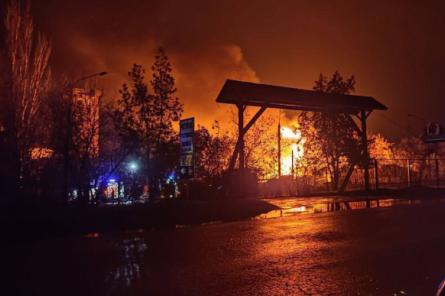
[217,79,387,113]
[216,79,388,192]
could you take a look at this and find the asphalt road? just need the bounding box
[5,198,445,295]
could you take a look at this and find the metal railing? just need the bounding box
[257,158,445,197]
[359,158,445,190]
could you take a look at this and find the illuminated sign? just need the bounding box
[179,118,195,179]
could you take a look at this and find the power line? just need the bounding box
[377,113,418,137]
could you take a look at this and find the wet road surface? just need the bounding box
[5,197,445,295]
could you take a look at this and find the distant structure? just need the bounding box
[29,88,101,161]
[216,79,387,192]
[71,88,101,158]
[422,121,445,143]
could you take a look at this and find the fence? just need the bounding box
[258,158,445,197]
[349,158,445,190]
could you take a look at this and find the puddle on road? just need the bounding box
[105,236,148,290]
[256,197,445,219]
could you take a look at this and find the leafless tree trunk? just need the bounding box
[4,0,51,196]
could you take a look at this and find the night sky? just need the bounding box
[28,0,445,138]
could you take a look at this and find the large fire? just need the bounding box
[280,126,305,176]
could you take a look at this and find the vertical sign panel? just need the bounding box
[179,118,195,179]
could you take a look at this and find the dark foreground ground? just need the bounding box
[4,195,445,295]
[2,187,445,242]
[0,198,278,242]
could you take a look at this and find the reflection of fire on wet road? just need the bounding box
[106,237,147,289]
[6,196,445,295]
[257,197,445,219]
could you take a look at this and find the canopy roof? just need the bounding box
[216,79,387,113]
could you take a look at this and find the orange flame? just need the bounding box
[280,126,305,176]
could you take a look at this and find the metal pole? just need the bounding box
[374,159,379,190]
[360,110,370,191]
[238,104,245,169]
[291,149,295,180]
[278,120,281,177]
[407,159,411,187]
[63,91,73,201]
[428,158,432,186]
[326,167,330,191]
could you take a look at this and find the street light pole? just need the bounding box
[128,161,138,200]
[72,71,107,85]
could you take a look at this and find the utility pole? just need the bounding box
[277,110,282,178]
[291,148,295,180]
[407,159,411,187]
[238,104,245,169]
[360,110,370,191]
[374,158,379,190]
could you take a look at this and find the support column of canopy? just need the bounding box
[360,110,371,191]
[228,105,267,171]
[238,104,245,169]
[339,110,372,192]
[277,119,282,178]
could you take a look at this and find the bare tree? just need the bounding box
[3,0,52,196]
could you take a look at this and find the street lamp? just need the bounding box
[72,71,108,85]
[128,161,139,201]
[128,161,138,173]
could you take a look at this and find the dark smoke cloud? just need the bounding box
[31,0,259,127]
[29,0,445,138]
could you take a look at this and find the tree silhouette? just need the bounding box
[151,48,183,153]
[114,48,182,197]
[1,0,52,198]
[114,64,154,184]
[299,71,361,190]
[194,122,231,179]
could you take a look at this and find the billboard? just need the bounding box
[179,118,195,179]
